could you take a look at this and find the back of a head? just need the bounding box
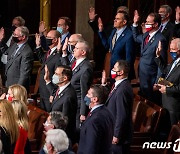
[46,129,69,153]
[0,100,19,144]
[11,100,28,131]
[49,111,68,130]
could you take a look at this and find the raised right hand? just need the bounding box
[88,7,97,21]
[133,10,140,24]
[39,21,46,34]
[156,41,162,57]
[98,17,103,32]
[0,27,5,41]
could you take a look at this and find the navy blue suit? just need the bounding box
[132,26,168,101]
[106,79,133,154]
[98,27,135,80]
[78,105,114,154]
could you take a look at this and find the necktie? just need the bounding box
[144,35,150,46]
[112,33,117,49]
[109,83,115,95]
[71,60,76,69]
[55,88,60,99]
[12,45,19,57]
[46,49,51,60]
[166,60,178,79]
[159,25,163,33]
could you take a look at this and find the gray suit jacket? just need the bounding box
[5,42,34,89]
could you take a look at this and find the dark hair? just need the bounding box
[59,17,71,28]
[116,60,130,76]
[49,111,68,130]
[116,10,130,25]
[148,13,161,27]
[90,84,108,103]
[56,65,72,81]
[160,5,172,16]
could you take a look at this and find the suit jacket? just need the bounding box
[78,105,114,154]
[173,23,180,38]
[5,42,34,89]
[106,79,133,144]
[46,82,77,140]
[155,56,180,112]
[132,26,168,93]
[161,21,175,44]
[71,59,93,115]
[35,47,67,98]
[98,27,135,79]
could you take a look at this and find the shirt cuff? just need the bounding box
[62,53,67,57]
[133,23,138,27]
[175,21,180,24]
[46,81,51,85]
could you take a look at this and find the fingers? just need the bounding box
[45,65,48,72]
[134,10,138,15]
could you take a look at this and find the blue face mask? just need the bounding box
[170,52,177,60]
[84,96,91,106]
[57,27,63,34]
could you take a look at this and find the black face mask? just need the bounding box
[11,25,17,32]
[67,44,75,53]
[46,38,53,46]
[12,36,21,43]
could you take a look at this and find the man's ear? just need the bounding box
[117,70,124,76]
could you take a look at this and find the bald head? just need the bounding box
[68,34,84,46]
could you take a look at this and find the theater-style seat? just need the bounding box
[27,104,49,152]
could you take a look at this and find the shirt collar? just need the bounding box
[90,104,104,113]
[149,29,158,40]
[115,77,127,88]
[61,32,70,42]
[50,46,57,55]
[116,26,127,40]
[58,82,70,95]
[73,57,86,70]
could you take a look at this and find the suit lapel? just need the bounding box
[72,59,86,75]
[51,85,70,108]
[166,60,180,79]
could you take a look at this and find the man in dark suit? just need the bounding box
[158,5,175,44]
[105,60,133,154]
[44,65,77,143]
[70,41,93,129]
[173,6,180,38]
[155,38,180,125]
[98,11,135,80]
[39,17,71,51]
[5,26,33,90]
[78,84,114,154]
[132,11,168,103]
[35,30,67,112]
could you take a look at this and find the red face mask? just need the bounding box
[145,24,153,32]
[6,94,13,102]
[111,70,119,79]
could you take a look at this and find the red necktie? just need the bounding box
[46,49,51,60]
[109,83,115,95]
[144,35,150,46]
[71,60,76,69]
[55,88,60,99]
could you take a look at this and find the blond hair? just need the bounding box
[0,100,19,144]
[12,100,28,131]
[9,84,27,105]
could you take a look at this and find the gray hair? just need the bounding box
[14,16,25,26]
[46,129,69,152]
[78,40,90,54]
[171,38,180,50]
[49,111,68,130]
[160,5,172,15]
[16,26,29,37]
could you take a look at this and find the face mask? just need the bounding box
[6,94,13,102]
[52,74,64,85]
[145,24,153,32]
[160,14,166,20]
[111,70,120,79]
[12,36,21,43]
[11,25,17,32]
[84,96,91,106]
[46,38,53,46]
[170,52,177,60]
[57,27,63,34]
[67,44,75,53]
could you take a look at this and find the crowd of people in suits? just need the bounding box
[0,3,179,154]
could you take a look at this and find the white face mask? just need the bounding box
[52,74,64,85]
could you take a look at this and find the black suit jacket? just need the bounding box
[78,105,114,154]
[161,21,175,43]
[155,56,180,112]
[5,42,34,89]
[46,82,77,140]
[35,47,67,98]
[106,79,133,144]
[71,59,93,115]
